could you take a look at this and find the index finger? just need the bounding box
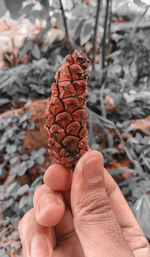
[18,208,55,257]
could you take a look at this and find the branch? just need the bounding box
[107,0,112,53]
[111,20,150,32]
[102,0,110,68]
[92,0,102,70]
[59,0,70,42]
[131,5,150,35]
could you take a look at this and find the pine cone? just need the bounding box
[44,49,90,169]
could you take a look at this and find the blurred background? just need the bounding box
[0,0,150,256]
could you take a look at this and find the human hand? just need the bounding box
[19,150,150,257]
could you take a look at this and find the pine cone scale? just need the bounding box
[45,50,90,169]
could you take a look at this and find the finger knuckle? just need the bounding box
[33,184,49,206]
[75,188,112,223]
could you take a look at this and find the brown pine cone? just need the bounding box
[44,49,90,169]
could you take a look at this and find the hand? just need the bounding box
[19,150,150,257]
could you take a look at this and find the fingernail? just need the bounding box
[31,234,51,257]
[83,156,103,184]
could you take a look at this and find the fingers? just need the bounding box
[19,164,72,256]
[71,150,134,257]
[33,184,65,227]
[34,164,72,227]
[43,164,72,205]
[104,169,150,256]
[43,164,72,191]
[18,208,54,257]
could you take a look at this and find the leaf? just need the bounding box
[18,145,24,154]
[109,168,136,176]
[132,187,142,198]
[121,186,129,196]
[88,111,95,145]
[27,121,35,130]
[17,184,30,196]
[90,143,100,151]
[10,162,28,176]
[54,12,64,30]
[118,176,141,187]
[38,148,46,155]
[19,112,32,124]
[102,148,119,154]
[0,0,7,17]
[87,91,97,104]
[31,148,46,160]
[72,3,89,18]
[32,44,40,59]
[26,159,35,169]
[20,3,34,16]
[68,19,84,41]
[36,155,45,165]
[30,150,40,160]
[16,131,26,140]
[136,132,143,143]
[140,178,150,193]
[9,156,19,165]
[0,98,10,106]
[2,198,14,211]
[0,114,13,130]
[62,0,73,10]
[112,0,129,13]
[4,154,10,161]
[18,195,30,210]
[36,8,49,20]
[80,19,94,45]
[0,165,5,176]
[133,194,150,239]
[4,0,24,18]
[0,144,5,151]
[6,144,17,154]
[143,148,150,156]
[122,126,135,137]
[52,0,60,9]
[134,160,144,175]
[3,127,17,139]
[107,132,114,148]
[27,13,36,24]
[22,121,28,129]
[31,176,43,191]
[18,40,33,60]
[21,154,29,161]
[133,0,150,8]
[8,174,17,184]
[0,185,7,200]
[40,0,49,8]
[127,137,139,144]
[6,182,19,195]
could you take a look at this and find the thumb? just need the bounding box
[71,150,133,257]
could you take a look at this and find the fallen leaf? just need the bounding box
[133,194,150,239]
[131,115,150,136]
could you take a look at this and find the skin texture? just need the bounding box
[18,150,150,257]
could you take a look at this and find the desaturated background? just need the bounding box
[0,0,150,256]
